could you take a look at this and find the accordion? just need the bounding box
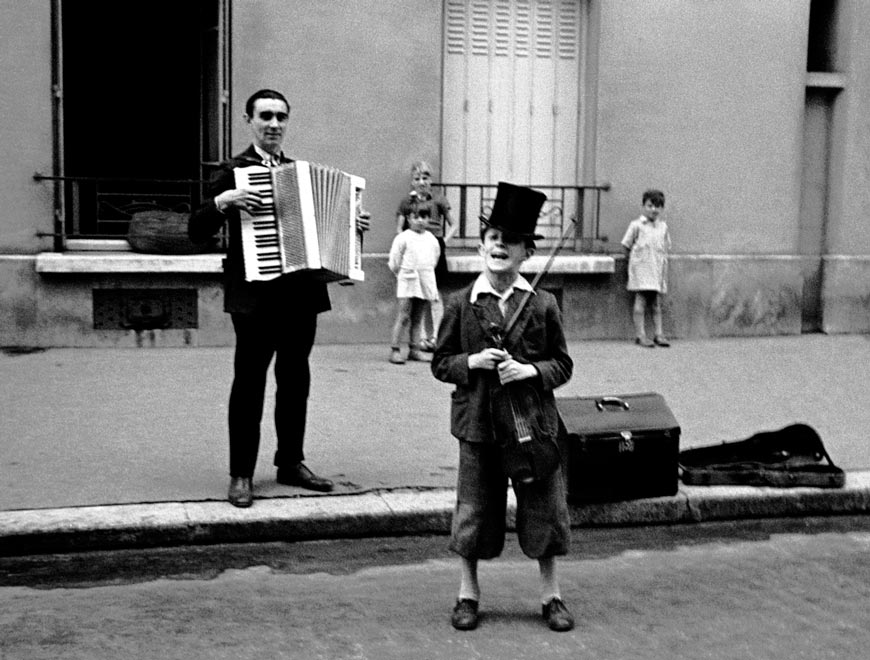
[234,161,365,283]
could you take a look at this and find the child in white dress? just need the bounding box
[388,205,441,363]
[621,189,671,347]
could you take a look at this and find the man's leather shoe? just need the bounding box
[451,599,479,630]
[228,477,253,508]
[276,463,334,492]
[542,597,574,632]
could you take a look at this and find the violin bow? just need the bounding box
[502,215,579,340]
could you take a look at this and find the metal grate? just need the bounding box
[93,289,198,330]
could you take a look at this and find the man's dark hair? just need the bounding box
[245,89,290,117]
[642,189,666,207]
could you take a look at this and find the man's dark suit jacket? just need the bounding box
[431,283,573,445]
[188,144,330,315]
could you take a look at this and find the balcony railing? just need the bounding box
[33,173,221,251]
[432,182,611,252]
[33,174,611,254]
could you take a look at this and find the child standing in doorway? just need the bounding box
[621,189,671,347]
[396,161,455,351]
[388,205,441,364]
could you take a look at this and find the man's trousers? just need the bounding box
[228,308,318,478]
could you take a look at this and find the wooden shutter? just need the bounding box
[442,0,583,186]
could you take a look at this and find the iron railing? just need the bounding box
[432,182,611,251]
[32,173,221,250]
[33,174,611,253]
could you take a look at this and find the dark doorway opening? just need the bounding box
[60,0,222,236]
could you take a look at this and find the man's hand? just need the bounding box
[468,348,510,371]
[356,210,371,233]
[496,358,537,385]
[215,188,263,213]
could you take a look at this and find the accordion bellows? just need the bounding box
[234,162,365,283]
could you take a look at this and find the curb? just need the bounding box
[2,472,869,556]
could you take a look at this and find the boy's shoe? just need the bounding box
[542,597,574,632]
[389,349,406,364]
[653,335,671,347]
[407,349,432,362]
[419,338,436,352]
[451,599,479,630]
[635,336,655,348]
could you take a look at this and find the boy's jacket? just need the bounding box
[431,283,573,444]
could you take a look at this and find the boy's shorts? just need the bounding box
[449,440,571,560]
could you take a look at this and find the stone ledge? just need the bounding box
[2,475,869,555]
[447,254,615,274]
[33,251,616,275]
[35,252,225,274]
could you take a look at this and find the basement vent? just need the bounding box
[93,289,198,330]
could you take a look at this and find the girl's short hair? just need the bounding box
[411,202,432,218]
[642,189,666,207]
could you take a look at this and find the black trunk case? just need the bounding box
[558,393,680,503]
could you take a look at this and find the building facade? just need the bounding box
[1,0,869,347]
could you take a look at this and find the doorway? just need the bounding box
[58,0,228,237]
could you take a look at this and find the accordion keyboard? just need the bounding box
[236,166,283,278]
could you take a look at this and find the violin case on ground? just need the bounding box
[678,423,845,488]
[557,393,680,503]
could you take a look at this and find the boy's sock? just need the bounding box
[458,557,480,602]
[538,556,560,604]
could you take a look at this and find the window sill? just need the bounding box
[805,72,846,89]
[447,254,615,274]
[35,252,616,275]
[35,252,224,274]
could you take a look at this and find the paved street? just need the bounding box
[2,517,869,659]
[2,335,868,511]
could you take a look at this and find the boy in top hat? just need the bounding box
[431,182,574,632]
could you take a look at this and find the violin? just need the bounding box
[486,325,560,485]
[480,215,581,484]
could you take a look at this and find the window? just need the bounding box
[51,0,229,242]
[441,0,584,186]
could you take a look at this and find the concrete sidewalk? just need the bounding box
[2,335,869,553]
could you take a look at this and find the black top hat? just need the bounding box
[481,181,547,240]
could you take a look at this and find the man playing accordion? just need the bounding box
[189,89,370,508]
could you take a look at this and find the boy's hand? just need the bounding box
[497,358,537,385]
[468,348,510,371]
